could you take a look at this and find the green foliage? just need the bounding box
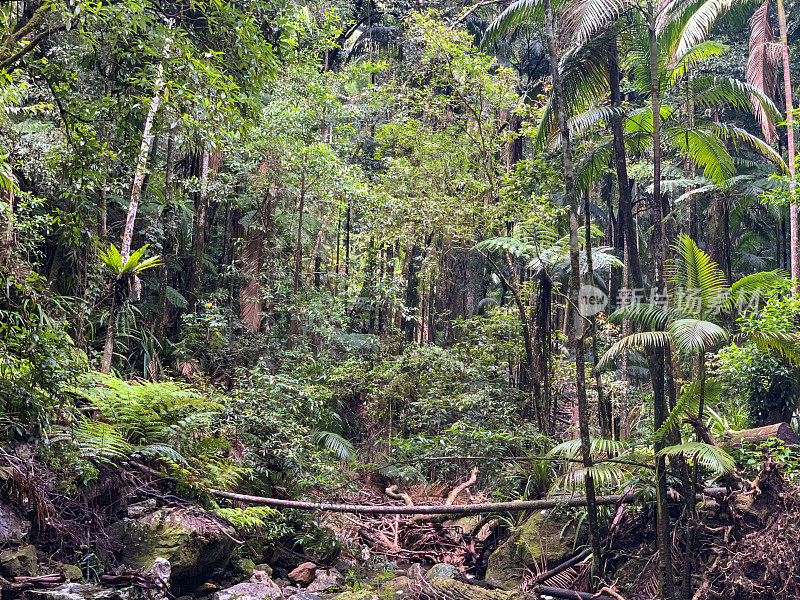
[55,372,235,486]
[0,270,79,437]
[213,506,290,539]
[98,244,161,277]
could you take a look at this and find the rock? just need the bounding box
[108,507,236,580]
[0,544,38,577]
[195,582,220,596]
[213,582,283,600]
[61,564,83,582]
[0,502,30,544]
[332,589,377,600]
[288,562,317,585]
[485,509,580,589]
[306,568,343,592]
[332,558,356,574]
[287,594,322,600]
[424,564,459,581]
[126,499,157,519]
[254,564,273,577]
[423,578,528,600]
[236,558,256,578]
[149,557,171,594]
[26,584,119,600]
[251,569,275,584]
[377,576,411,600]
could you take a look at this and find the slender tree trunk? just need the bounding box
[777,0,798,288]
[120,30,172,262]
[586,192,611,438]
[609,36,642,290]
[2,189,13,266]
[187,145,210,312]
[647,4,674,595]
[101,29,171,374]
[544,0,602,574]
[155,126,176,341]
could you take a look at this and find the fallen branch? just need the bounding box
[130,461,726,515]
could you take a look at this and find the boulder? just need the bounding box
[254,564,273,577]
[378,576,411,600]
[407,564,423,581]
[236,558,256,579]
[485,509,580,589]
[0,544,38,577]
[213,582,283,600]
[288,562,317,585]
[287,594,323,600]
[424,564,459,581]
[0,502,30,544]
[306,568,343,592]
[109,507,236,580]
[61,564,83,582]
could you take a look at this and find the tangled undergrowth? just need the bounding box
[694,458,800,600]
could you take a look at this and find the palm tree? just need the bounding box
[669,0,798,285]
[601,235,792,417]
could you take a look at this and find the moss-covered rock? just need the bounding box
[0,544,38,577]
[484,510,579,589]
[61,564,84,582]
[377,576,411,600]
[108,508,236,579]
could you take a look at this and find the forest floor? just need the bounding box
[2,448,799,600]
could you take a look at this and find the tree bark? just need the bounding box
[609,35,642,290]
[187,145,211,311]
[120,30,172,262]
[647,4,674,595]
[155,127,176,340]
[777,0,797,288]
[544,0,602,573]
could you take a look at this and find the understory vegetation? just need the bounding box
[4,0,800,598]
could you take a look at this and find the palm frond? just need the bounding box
[747,0,779,143]
[608,302,687,329]
[548,437,628,459]
[653,378,722,442]
[658,441,736,474]
[669,0,740,58]
[311,430,357,462]
[482,0,545,46]
[599,331,672,369]
[667,318,729,353]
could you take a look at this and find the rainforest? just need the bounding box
[2,0,800,598]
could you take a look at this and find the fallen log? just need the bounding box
[724,423,798,447]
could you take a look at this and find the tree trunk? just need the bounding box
[609,35,642,290]
[120,30,172,262]
[777,0,797,288]
[647,4,674,595]
[544,0,602,574]
[155,127,176,341]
